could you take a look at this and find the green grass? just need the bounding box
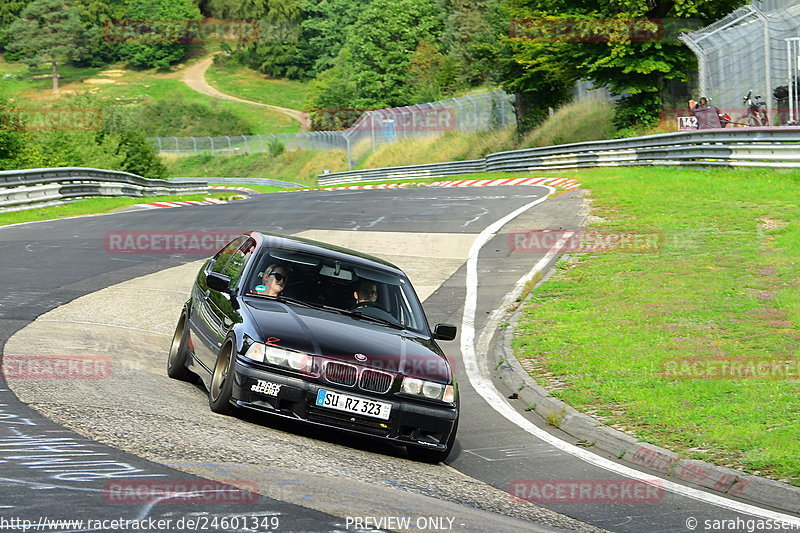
[512,166,800,484]
[211,184,283,193]
[1,58,300,135]
[164,149,348,186]
[0,192,232,227]
[520,99,615,148]
[87,76,300,135]
[205,60,308,110]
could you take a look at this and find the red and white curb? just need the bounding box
[134,199,226,209]
[292,177,580,192]
[210,185,260,195]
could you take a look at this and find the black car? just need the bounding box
[167,232,459,463]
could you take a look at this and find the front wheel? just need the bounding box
[406,419,458,464]
[208,344,236,415]
[167,313,193,381]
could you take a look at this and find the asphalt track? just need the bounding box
[0,186,798,532]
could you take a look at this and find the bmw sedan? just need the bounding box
[167,231,459,462]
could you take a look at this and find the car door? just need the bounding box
[203,237,256,371]
[189,236,249,373]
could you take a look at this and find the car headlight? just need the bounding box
[401,377,455,402]
[243,343,311,373]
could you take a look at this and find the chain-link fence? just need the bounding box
[153,91,515,169]
[679,1,800,126]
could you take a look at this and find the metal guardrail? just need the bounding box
[318,127,800,184]
[0,167,208,212]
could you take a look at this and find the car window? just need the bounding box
[221,238,255,288]
[211,236,247,275]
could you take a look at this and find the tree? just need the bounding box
[345,0,444,108]
[439,0,500,87]
[496,0,746,129]
[71,0,128,67]
[298,0,366,77]
[5,0,84,91]
[119,0,202,70]
[0,0,32,55]
[408,40,458,104]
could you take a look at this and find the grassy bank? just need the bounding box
[164,150,348,186]
[205,60,308,110]
[0,193,232,227]
[1,58,300,135]
[512,166,800,484]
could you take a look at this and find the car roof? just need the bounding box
[251,231,405,275]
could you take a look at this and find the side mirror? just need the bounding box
[433,323,457,341]
[206,272,231,293]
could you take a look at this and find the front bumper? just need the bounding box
[231,359,458,451]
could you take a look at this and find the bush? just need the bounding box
[134,94,252,137]
[266,137,285,157]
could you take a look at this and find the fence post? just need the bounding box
[209,137,214,155]
[192,137,197,152]
[174,137,179,152]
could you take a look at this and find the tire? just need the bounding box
[167,313,193,381]
[208,343,236,415]
[406,419,458,464]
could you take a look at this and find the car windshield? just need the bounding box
[243,246,428,334]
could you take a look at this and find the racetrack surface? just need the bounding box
[1,187,797,532]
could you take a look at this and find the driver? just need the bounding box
[255,263,288,297]
[353,280,378,307]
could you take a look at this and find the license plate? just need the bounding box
[315,389,391,420]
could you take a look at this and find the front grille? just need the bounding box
[359,369,393,394]
[324,362,358,387]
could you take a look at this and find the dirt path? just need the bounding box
[182,54,308,131]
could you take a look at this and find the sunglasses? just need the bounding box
[268,272,286,282]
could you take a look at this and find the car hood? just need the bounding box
[244,299,451,382]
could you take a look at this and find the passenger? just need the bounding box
[256,264,288,297]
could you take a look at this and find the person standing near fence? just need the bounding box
[688,97,725,129]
